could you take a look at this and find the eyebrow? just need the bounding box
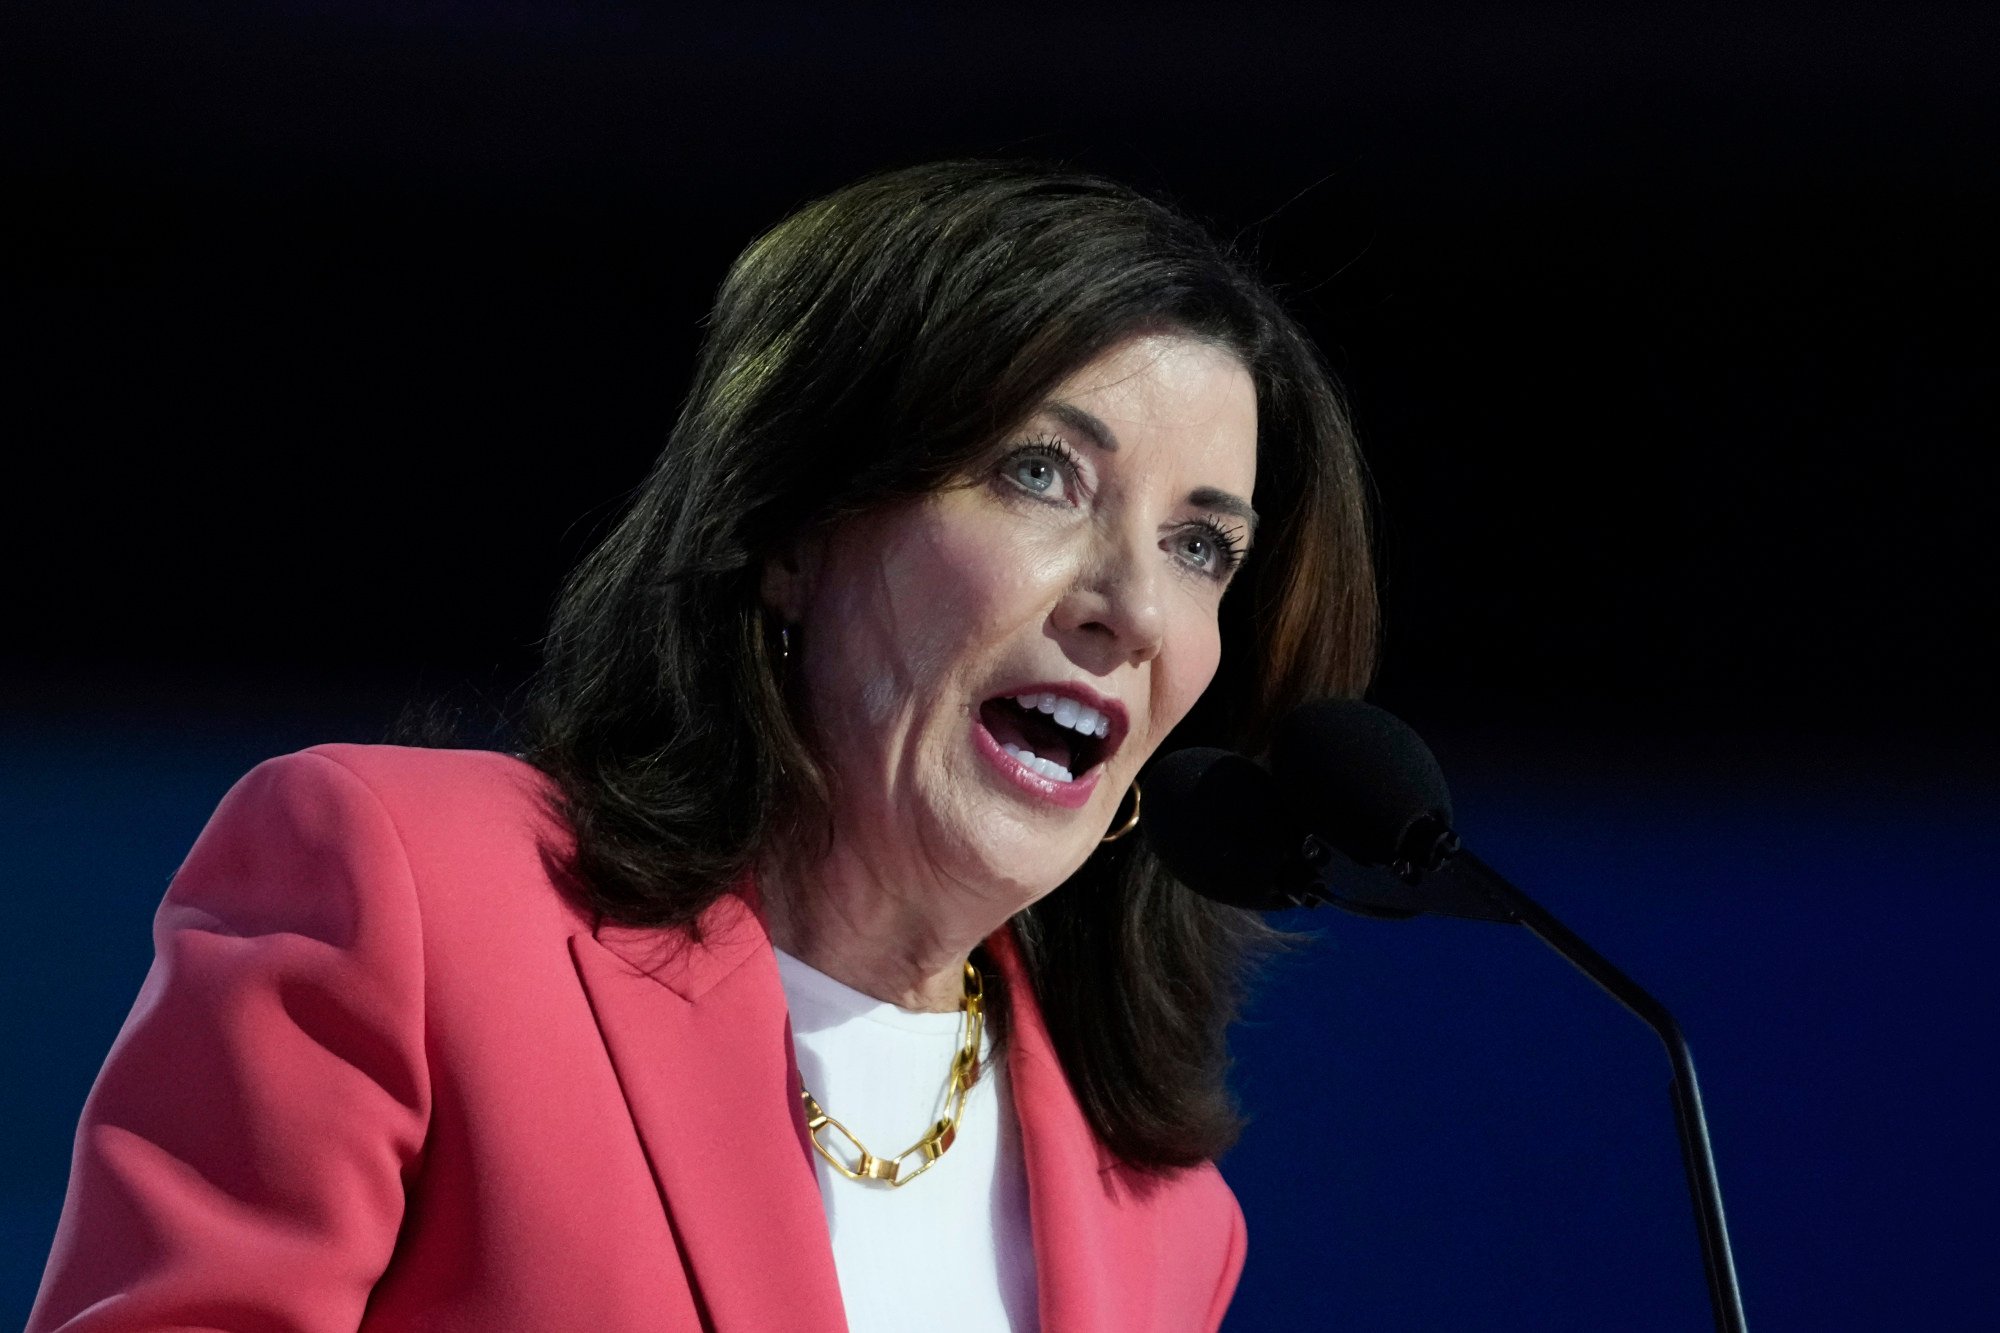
[1043,399,1260,535]
[1189,486,1259,535]
[1046,401,1119,453]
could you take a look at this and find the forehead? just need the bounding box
[1046,332,1258,489]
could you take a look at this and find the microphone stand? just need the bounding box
[1304,839,1749,1332]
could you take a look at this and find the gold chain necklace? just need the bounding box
[799,960,984,1188]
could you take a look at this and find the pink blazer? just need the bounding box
[29,744,1245,1331]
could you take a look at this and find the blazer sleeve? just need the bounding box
[28,750,431,1333]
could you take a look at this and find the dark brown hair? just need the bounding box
[521,159,1378,1171]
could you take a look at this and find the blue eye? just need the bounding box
[997,436,1085,504]
[1171,521,1246,581]
[1010,454,1063,495]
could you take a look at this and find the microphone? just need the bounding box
[1145,700,1749,1333]
[1270,696,1455,868]
[1268,698,1518,922]
[1142,746,1418,918]
[1142,703,1508,923]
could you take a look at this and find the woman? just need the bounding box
[29,160,1377,1332]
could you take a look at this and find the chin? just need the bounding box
[938,804,1097,909]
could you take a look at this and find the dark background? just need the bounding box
[5,2,1994,1328]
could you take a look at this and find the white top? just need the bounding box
[775,947,1039,1333]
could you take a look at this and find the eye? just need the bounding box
[996,436,1085,505]
[1169,520,1247,582]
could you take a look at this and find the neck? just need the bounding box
[757,846,995,1013]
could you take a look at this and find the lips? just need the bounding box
[971,681,1128,810]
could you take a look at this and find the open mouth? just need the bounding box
[976,690,1117,785]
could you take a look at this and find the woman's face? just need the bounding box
[776,329,1259,919]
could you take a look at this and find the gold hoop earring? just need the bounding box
[1100,781,1141,843]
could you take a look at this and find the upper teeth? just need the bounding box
[1014,692,1111,739]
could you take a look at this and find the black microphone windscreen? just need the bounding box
[1269,699,1454,865]
[1142,747,1311,911]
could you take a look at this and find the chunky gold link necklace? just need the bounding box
[799,960,984,1188]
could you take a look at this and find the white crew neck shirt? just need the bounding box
[775,948,1038,1333]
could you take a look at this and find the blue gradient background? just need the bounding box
[6,3,1992,1327]
[7,705,1992,1329]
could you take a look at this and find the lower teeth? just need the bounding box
[1001,743,1073,783]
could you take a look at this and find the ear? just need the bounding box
[759,529,824,623]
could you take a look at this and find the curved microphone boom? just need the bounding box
[1143,700,1748,1333]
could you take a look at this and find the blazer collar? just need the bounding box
[573,881,1147,1332]
[570,883,849,1332]
[589,876,777,1004]
[986,926,1162,1331]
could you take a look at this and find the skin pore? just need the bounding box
[757,330,1259,1011]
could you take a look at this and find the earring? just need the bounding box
[780,624,793,663]
[1100,781,1142,843]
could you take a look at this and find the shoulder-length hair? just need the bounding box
[521,159,1378,1171]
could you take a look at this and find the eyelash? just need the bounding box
[994,435,1248,582]
[998,434,1089,496]
[1181,519,1247,580]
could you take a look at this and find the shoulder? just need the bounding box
[1113,1156,1245,1262]
[1133,1161,1247,1330]
[199,743,586,937]
[288,742,556,829]
[237,742,562,848]
[1201,1164,1249,1331]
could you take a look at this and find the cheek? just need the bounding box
[900,497,1073,630]
[1145,611,1225,752]
[809,504,1058,717]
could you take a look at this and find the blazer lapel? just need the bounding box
[989,927,1162,1333]
[570,888,849,1332]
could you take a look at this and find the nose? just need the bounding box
[1051,534,1167,672]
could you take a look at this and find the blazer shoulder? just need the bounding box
[294,741,552,811]
[1198,1162,1248,1330]
[283,743,561,847]
[247,743,585,934]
